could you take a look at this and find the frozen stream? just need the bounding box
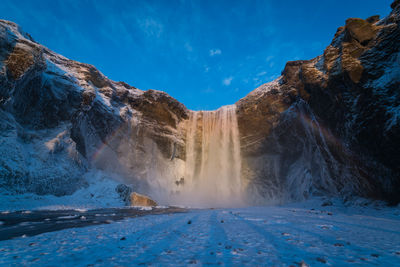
[0,207,186,241]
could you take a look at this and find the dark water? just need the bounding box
[0,207,186,241]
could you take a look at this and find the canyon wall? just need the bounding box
[237,1,400,204]
[0,1,399,205]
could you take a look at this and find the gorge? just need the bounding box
[1,2,400,266]
[0,1,400,209]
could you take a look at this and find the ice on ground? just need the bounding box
[0,199,399,266]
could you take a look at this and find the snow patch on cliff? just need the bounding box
[370,51,400,131]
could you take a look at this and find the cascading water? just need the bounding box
[173,105,244,207]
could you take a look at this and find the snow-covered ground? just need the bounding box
[0,171,124,211]
[1,199,399,266]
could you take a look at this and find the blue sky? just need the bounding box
[0,0,392,110]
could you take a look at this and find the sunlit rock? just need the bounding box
[129,192,157,207]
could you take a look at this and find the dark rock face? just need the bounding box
[392,0,400,9]
[0,19,188,196]
[300,5,400,204]
[236,3,400,204]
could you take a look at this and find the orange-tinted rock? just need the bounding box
[345,18,378,45]
[341,41,364,83]
[5,43,35,80]
[323,45,340,72]
[366,15,380,24]
[130,192,157,207]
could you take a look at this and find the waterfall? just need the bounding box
[176,105,243,207]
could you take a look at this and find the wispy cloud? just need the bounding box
[202,87,214,94]
[257,71,267,76]
[185,42,193,52]
[266,55,274,62]
[137,17,164,38]
[209,48,221,56]
[222,76,233,86]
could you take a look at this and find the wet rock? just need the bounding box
[129,192,157,207]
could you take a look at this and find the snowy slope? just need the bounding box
[0,170,123,211]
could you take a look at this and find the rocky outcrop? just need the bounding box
[129,192,158,207]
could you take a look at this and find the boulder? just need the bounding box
[345,18,378,45]
[129,192,158,207]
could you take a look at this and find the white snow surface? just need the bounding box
[0,170,123,212]
[0,199,399,266]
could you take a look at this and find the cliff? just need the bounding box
[0,1,399,205]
